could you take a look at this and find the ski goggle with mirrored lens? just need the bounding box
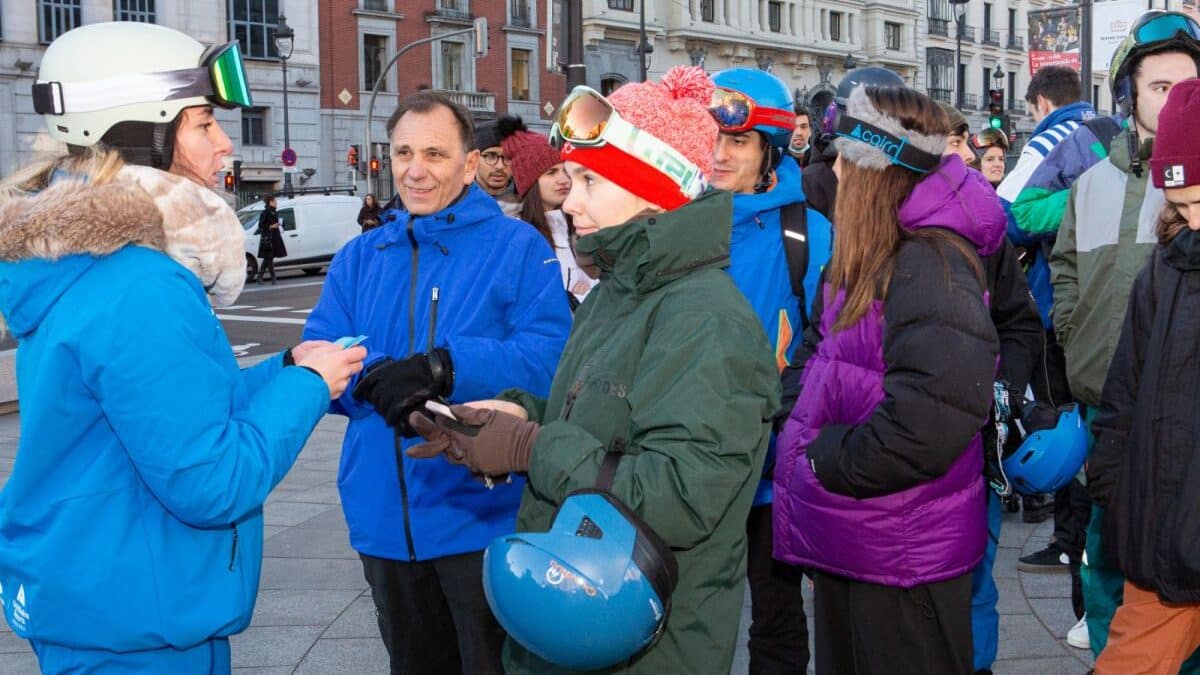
[708,87,795,134]
[1134,11,1200,45]
[33,41,252,116]
[971,129,1009,151]
[549,86,707,209]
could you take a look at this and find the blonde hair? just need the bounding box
[0,147,126,207]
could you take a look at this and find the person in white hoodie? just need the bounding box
[500,120,597,308]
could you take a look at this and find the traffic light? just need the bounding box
[348,145,360,171]
[223,173,235,192]
[232,159,242,187]
[369,157,380,177]
[988,89,1004,130]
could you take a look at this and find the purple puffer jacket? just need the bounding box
[773,155,1005,588]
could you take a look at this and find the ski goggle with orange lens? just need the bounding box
[549,86,707,209]
[708,87,795,134]
[33,41,253,115]
[971,128,1009,151]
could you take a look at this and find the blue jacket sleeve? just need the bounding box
[802,208,833,320]
[445,237,571,402]
[303,242,375,419]
[238,352,285,394]
[85,270,331,528]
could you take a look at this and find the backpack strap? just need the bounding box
[1081,117,1123,157]
[780,202,811,330]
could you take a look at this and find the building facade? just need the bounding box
[0,0,321,196]
[316,0,565,199]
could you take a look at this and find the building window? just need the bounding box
[885,22,901,50]
[1093,84,1100,109]
[926,47,955,104]
[242,107,267,146]
[509,0,532,26]
[438,0,468,11]
[830,12,843,42]
[38,0,81,44]
[114,0,155,22]
[607,0,634,10]
[364,34,387,91]
[1008,71,1017,110]
[700,0,714,22]
[600,75,625,96]
[984,3,992,35]
[440,41,465,91]
[767,2,782,32]
[363,0,390,10]
[511,48,532,100]
[982,66,991,101]
[228,0,282,59]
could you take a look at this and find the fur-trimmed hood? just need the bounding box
[0,166,246,337]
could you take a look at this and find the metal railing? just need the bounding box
[433,4,470,20]
[437,90,496,114]
[983,29,1000,45]
[1007,35,1024,50]
[929,88,953,104]
[363,0,390,10]
[960,25,976,42]
[929,18,950,37]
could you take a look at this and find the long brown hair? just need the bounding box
[826,87,977,331]
[1157,203,1187,244]
[519,185,554,245]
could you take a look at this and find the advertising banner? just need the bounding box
[1093,0,1146,73]
[1028,7,1082,74]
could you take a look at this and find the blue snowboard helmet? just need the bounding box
[482,490,679,670]
[1004,403,1090,495]
[709,68,796,149]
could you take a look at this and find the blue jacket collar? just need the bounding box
[1032,101,1096,136]
[378,184,506,246]
[731,155,806,228]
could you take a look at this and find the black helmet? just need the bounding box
[818,66,906,147]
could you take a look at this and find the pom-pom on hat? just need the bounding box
[498,117,562,199]
[560,66,718,210]
[1151,78,1200,190]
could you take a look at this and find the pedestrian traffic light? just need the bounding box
[988,89,1004,130]
[369,157,380,177]
[232,159,242,187]
[348,145,360,170]
[223,173,235,192]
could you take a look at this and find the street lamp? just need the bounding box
[992,63,1005,92]
[951,0,969,108]
[273,15,295,196]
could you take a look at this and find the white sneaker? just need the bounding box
[1067,615,1090,650]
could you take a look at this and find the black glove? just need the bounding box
[352,348,454,435]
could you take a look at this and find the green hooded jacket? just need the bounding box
[499,189,781,674]
[1049,129,1162,407]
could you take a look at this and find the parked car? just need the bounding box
[238,194,363,279]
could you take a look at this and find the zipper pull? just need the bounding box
[228,524,239,571]
[428,286,440,353]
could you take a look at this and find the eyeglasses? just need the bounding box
[708,87,795,135]
[1134,12,1200,44]
[549,86,706,208]
[480,151,512,167]
[33,40,252,116]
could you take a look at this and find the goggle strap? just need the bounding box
[834,115,943,174]
[33,67,212,115]
[563,141,701,210]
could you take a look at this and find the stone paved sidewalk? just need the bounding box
[0,412,1094,674]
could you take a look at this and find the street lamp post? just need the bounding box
[951,0,969,108]
[273,15,295,197]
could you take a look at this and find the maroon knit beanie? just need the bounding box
[1151,78,1200,190]
[498,120,561,199]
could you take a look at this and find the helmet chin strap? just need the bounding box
[752,136,778,194]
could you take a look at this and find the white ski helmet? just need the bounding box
[34,22,252,167]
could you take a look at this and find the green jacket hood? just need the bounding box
[574,190,733,296]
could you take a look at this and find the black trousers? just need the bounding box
[812,570,973,675]
[360,551,505,675]
[746,503,810,674]
[258,255,276,282]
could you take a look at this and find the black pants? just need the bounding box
[812,570,973,675]
[258,255,276,283]
[360,551,505,675]
[746,504,810,674]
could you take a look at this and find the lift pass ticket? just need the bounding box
[334,335,368,349]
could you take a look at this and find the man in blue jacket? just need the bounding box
[709,68,833,674]
[303,91,572,674]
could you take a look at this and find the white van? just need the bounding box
[238,194,364,279]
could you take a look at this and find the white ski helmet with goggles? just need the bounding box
[33,22,253,168]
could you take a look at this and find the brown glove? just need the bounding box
[407,405,539,475]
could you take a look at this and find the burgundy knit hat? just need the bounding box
[1151,78,1200,190]
[500,120,561,200]
[560,66,717,210]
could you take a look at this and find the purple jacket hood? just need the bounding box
[897,154,1005,256]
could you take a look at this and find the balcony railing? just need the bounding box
[929,88,953,104]
[959,25,976,42]
[929,18,950,37]
[432,4,470,20]
[363,0,390,10]
[964,93,980,110]
[436,90,496,114]
[983,29,1000,46]
[509,1,531,27]
[1007,35,1024,50]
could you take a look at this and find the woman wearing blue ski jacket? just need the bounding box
[0,23,364,673]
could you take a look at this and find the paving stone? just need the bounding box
[277,468,336,490]
[281,483,342,505]
[231,668,294,675]
[1028,597,1083,639]
[996,577,1030,615]
[992,656,1090,674]
[263,525,287,540]
[258,557,368,591]
[322,596,380,639]
[993,545,1024,580]
[294,506,350,532]
[250,589,361,627]
[229,625,323,669]
[263,501,336,527]
[0,631,29,654]
[995,614,1071,661]
[0,651,39,674]
[264,523,356,559]
[1020,568,1074,599]
[293,637,389,674]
